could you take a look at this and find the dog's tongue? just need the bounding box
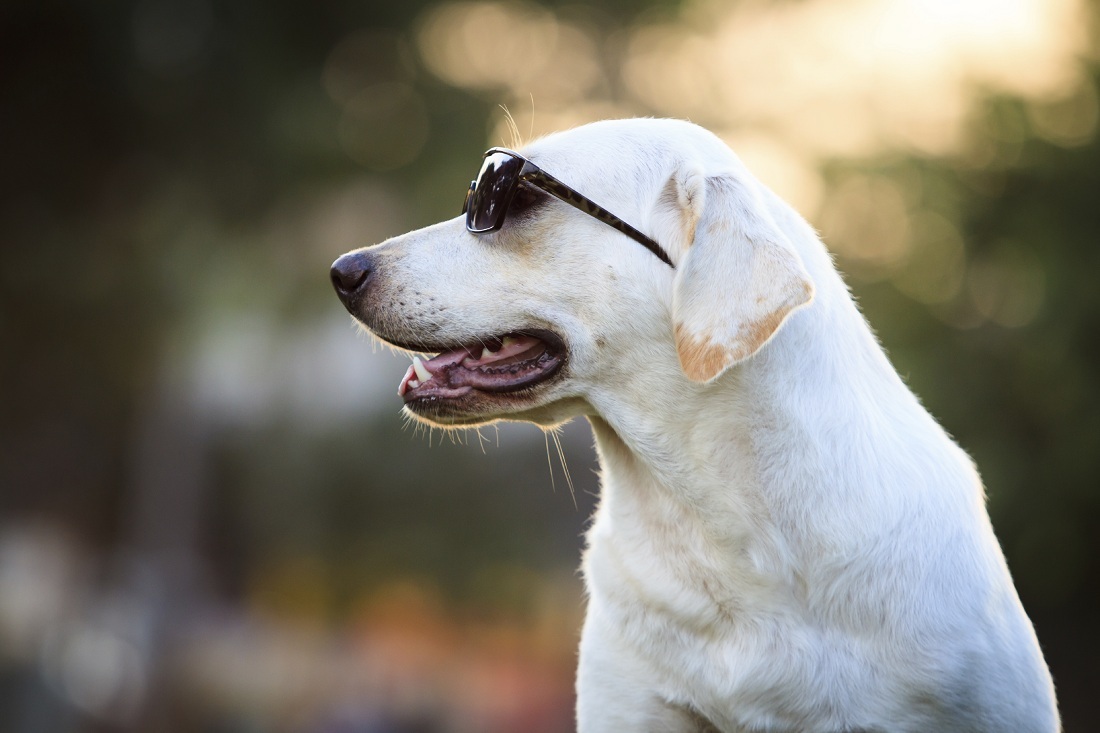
[398,334,547,396]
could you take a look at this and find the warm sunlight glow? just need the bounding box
[621,0,1089,163]
[419,0,1091,175]
[417,1,601,104]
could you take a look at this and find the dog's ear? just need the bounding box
[669,172,814,383]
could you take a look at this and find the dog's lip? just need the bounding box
[396,329,566,402]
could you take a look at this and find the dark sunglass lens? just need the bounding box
[467,152,521,232]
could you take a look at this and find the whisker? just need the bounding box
[544,430,557,494]
[499,104,522,149]
[551,427,577,509]
[528,93,535,143]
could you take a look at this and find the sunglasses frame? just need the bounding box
[462,147,674,268]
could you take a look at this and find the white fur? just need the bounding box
[337,119,1059,732]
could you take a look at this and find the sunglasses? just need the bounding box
[461,147,674,268]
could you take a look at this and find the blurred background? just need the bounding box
[1,0,1097,730]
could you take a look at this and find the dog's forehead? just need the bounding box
[524,119,668,169]
[522,118,731,183]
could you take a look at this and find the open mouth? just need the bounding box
[397,329,566,411]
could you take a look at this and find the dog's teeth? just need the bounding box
[412,356,432,382]
[480,345,497,359]
[407,379,420,389]
[502,336,517,348]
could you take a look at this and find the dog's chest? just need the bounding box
[585,512,831,728]
[582,471,892,730]
[584,475,798,654]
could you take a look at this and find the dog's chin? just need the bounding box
[391,329,568,427]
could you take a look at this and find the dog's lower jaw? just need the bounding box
[404,393,590,429]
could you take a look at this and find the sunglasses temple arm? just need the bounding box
[566,195,674,268]
[528,170,675,268]
[604,217,675,268]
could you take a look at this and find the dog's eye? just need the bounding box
[508,184,545,217]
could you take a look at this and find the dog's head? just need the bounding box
[331,119,814,427]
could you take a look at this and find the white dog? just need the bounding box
[330,118,1059,732]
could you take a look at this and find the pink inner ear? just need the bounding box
[677,169,706,216]
[654,167,708,254]
[676,169,707,248]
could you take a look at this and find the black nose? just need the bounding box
[330,251,373,307]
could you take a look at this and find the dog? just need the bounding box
[330,118,1059,732]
